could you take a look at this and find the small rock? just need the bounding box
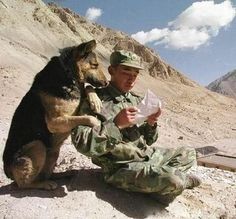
[219,214,227,219]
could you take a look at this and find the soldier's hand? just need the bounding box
[147,108,161,126]
[114,106,138,129]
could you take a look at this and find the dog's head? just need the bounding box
[73,40,107,87]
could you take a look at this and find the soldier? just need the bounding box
[71,49,200,204]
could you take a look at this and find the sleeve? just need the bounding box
[139,122,158,146]
[71,118,123,157]
[72,94,150,161]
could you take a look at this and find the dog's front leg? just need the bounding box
[41,148,60,179]
[46,115,100,133]
[40,133,70,179]
[85,86,102,113]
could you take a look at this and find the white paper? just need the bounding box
[134,89,161,124]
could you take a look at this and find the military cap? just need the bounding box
[110,50,144,70]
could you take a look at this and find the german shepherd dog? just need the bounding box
[3,40,107,190]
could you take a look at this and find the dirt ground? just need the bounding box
[0,140,236,219]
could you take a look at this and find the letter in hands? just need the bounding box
[114,106,161,129]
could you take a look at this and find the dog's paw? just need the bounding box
[42,180,58,190]
[86,115,100,127]
[87,92,102,113]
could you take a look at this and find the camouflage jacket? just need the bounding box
[71,84,159,164]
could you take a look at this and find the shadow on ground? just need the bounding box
[68,168,167,219]
[0,168,167,218]
[0,180,68,198]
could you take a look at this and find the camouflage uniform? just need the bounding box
[71,84,197,196]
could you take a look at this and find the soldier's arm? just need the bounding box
[73,92,149,160]
[71,97,122,157]
[139,108,161,145]
[71,118,147,162]
[71,118,122,157]
[139,122,159,146]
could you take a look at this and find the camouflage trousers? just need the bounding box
[102,146,197,196]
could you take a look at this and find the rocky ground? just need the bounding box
[0,141,235,219]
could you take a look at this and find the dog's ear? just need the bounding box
[108,66,114,76]
[77,40,97,57]
[84,40,96,52]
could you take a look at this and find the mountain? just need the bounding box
[46,2,198,87]
[0,0,236,218]
[207,70,236,99]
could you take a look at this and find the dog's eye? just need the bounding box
[91,63,99,68]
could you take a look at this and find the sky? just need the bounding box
[43,0,236,85]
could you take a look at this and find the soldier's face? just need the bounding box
[109,65,139,93]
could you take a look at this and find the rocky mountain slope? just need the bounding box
[47,2,197,87]
[207,70,236,99]
[0,0,235,218]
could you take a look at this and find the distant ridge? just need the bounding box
[207,70,236,99]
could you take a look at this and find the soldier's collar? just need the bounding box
[107,84,132,102]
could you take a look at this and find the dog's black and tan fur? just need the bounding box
[3,40,107,190]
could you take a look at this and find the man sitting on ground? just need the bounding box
[71,49,201,204]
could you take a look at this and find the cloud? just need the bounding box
[85,7,102,22]
[132,0,236,50]
[169,0,236,35]
[131,28,169,45]
[161,28,210,50]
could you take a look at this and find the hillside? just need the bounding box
[0,0,235,218]
[47,2,199,86]
[207,70,236,99]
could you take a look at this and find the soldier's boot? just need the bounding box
[185,174,201,189]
